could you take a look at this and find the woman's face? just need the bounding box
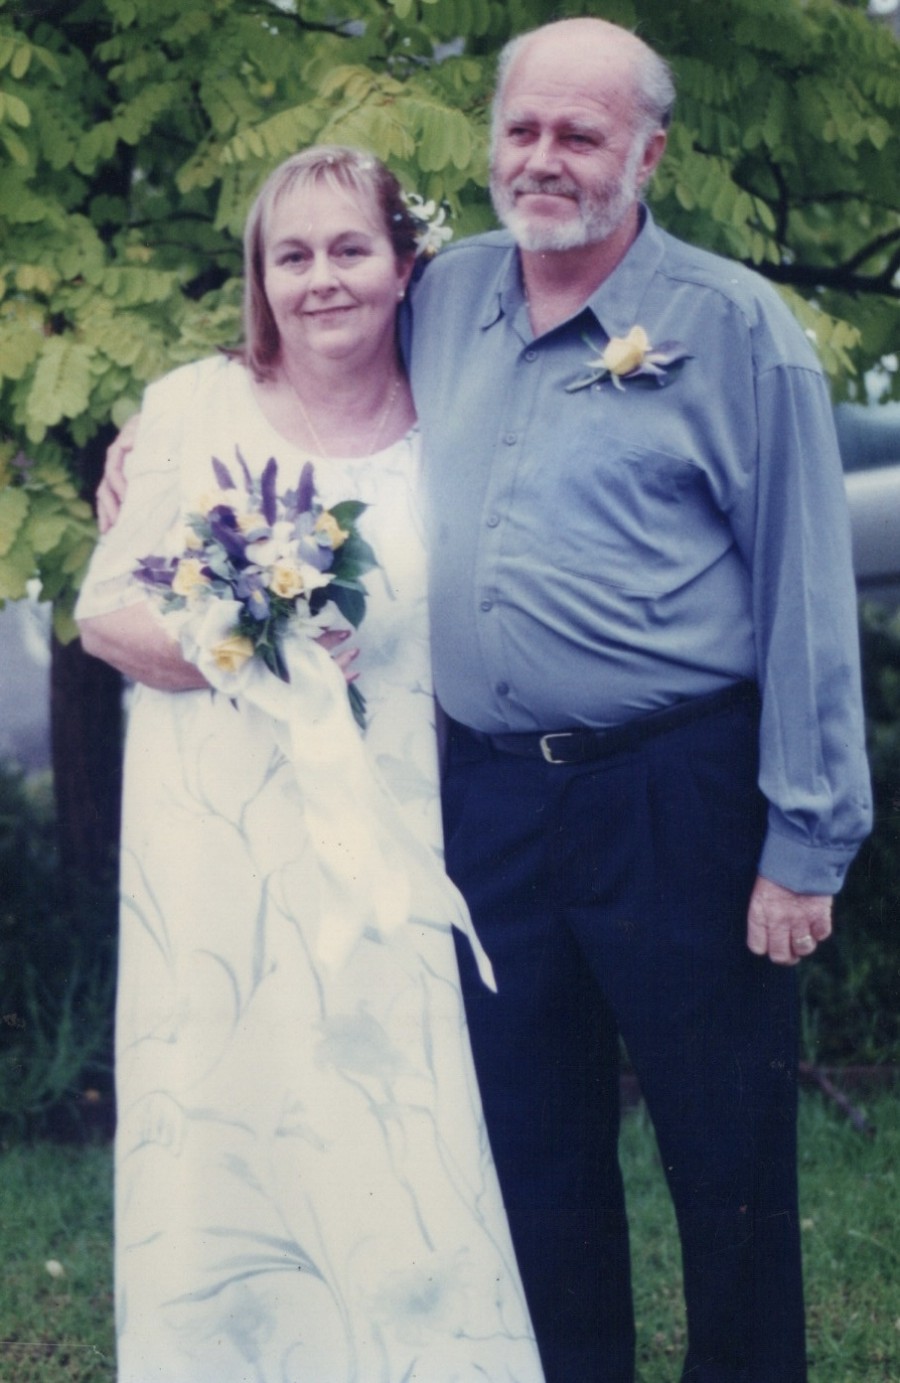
[262,182,413,369]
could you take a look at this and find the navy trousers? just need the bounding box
[444,693,806,1383]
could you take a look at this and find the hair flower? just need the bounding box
[566,326,691,392]
[402,192,453,258]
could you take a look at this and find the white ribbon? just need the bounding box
[180,605,496,989]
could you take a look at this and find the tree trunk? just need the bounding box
[51,425,124,900]
[50,635,123,898]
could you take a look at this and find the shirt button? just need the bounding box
[480,599,493,612]
[497,682,510,696]
[503,432,517,445]
[487,514,500,528]
[524,349,537,362]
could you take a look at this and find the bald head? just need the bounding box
[493,18,675,144]
[488,17,672,257]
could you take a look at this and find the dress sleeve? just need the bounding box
[75,361,206,620]
[731,361,873,894]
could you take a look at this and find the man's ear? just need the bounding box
[637,128,668,189]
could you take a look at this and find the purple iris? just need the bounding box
[208,506,248,564]
[134,555,176,589]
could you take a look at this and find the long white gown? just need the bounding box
[76,357,543,1383]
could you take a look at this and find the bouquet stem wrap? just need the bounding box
[183,615,496,990]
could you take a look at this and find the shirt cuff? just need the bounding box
[757,827,860,896]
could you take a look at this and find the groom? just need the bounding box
[97,17,871,1382]
[405,17,870,1383]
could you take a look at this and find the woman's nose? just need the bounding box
[308,252,338,292]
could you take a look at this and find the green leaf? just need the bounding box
[0,89,30,127]
[10,39,31,79]
[0,531,35,600]
[328,582,367,629]
[27,338,95,428]
[0,486,29,558]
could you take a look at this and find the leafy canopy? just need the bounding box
[1,0,898,629]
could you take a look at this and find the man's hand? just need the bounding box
[96,413,139,533]
[746,875,833,965]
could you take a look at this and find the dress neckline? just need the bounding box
[232,358,419,467]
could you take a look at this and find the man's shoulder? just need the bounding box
[650,225,820,368]
[415,230,514,288]
[431,228,515,262]
[655,228,798,325]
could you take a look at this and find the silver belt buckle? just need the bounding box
[539,732,573,764]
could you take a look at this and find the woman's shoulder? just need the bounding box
[143,354,243,413]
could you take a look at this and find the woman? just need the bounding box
[77,147,543,1383]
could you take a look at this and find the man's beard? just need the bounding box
[490,143,644,252]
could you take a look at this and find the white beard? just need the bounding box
[491,142,644,252]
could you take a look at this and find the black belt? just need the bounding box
[460,682,758,766]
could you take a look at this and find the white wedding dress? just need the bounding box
[77,357,543,1383]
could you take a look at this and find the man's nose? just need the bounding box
[523,133,562,175]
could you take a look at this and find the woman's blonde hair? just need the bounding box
[242,145,419,379]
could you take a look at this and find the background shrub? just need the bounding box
[0,764,116,1141]
[801,602,900,1067]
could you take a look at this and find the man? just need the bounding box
[97,17,871,1380]
[406,17,871,1383]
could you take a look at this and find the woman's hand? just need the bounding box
[97,414,140,533]
[316,628,360,686]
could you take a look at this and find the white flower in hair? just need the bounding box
[403,192,453,257]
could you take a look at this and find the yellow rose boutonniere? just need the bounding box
[567,326,691,393]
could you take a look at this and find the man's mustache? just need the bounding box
[508,176,580,199]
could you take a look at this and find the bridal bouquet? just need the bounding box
[134,452,376,727]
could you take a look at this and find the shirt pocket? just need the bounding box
[559,438,733,599]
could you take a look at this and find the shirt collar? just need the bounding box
[480,208,667,340]
[478,235,523,332]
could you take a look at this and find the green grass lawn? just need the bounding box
[626,1090,900,1381]
[0,1142,113,1381]
[0,1090,897,1381]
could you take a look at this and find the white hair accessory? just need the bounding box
[402,192,453,257]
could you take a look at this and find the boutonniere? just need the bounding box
[566,326,692,392]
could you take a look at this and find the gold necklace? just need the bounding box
[289,372,402,459]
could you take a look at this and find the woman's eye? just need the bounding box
[337,245,366,259]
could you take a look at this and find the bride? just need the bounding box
[77,146,544,1383]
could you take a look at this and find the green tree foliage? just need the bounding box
[1,0,898,625]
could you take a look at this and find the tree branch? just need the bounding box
[841,227,900,276]
[754,258,900,298]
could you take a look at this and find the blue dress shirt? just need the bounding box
[407,212,872,895]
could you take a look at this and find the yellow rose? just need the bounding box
[269,559,305,600]
[602,325,649,376]
[211,633,255,674]
[171,557,208,597]
[183,527,204,551]
[314,511,349,549]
